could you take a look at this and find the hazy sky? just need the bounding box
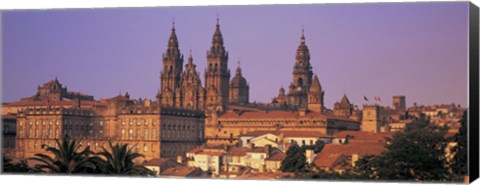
[1,2,469,108]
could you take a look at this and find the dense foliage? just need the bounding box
[280,142,307,173]
[29,136,97,173]
[94,141,154,176]
[21,136,152,176]
[450,111,468,177]
[3,157,37,173]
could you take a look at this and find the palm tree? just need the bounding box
[95,141,153,176]
[29,136,97,174]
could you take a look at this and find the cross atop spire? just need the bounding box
[236,59,242,76]
[301,25,305,44]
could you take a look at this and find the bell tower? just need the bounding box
[288,29,313,109]
[160,21,184,108]
[205,18,231,112]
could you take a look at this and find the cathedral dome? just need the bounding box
[230,66,248,87]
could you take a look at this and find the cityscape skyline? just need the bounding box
[2,2,469,108]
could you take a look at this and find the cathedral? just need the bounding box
[153,19,358,145]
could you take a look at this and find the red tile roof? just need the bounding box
[219,110,327,120]
[265,151,285,161]
[145,158,177,166]
[160,166,200,177]
[332,131,393,143]
[240,130,332,138]
[313,142,386,169]
[5,99,101,107]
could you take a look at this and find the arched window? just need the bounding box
[297,78,303,86]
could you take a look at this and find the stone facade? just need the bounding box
[12,91,204,161]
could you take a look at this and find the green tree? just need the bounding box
[352,119,450,181]
[280,142,307,173]
[95,141,153,176]
[3,157,36,173]
[450,110,467,177]
[29,136,97,174]
[310,139,325,153]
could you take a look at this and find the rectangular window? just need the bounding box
[152,129,157,139]
[129,129,133,139]
[144,129,149,140]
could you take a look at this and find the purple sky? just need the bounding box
[1,2,469,108]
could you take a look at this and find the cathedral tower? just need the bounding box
[288,29,313,109]
[229,62,249,104]
[160,22,184,108]
[205,18,231,112]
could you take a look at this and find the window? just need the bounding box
[121,129,126,139]
[55,129,59,138]
[121,120,125,125]
[152,129,157,139]
[34,141,38,149]
[144,129,149,139]
[302,140,305,145]
[129,129,133,139]
[143,144,148,152]
[100,121,104,126]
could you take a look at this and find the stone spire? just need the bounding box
[205,16,230,111]
[160,19,184,109]
[295,27,311,67]
[208,17,227,59]
[165,19,181,60]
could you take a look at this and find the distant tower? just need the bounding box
[160,21,184,109]
[392,96,406,111]
[334,94,353,117]
[180,50,206,111]
[307,75,324,113]
[229,62,249,104]
[205,18,231,112]
[288,29,313,109]
[362,105,380,133]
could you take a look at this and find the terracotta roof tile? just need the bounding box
[160,166,199,177]
[313,142,386,169]
[145,158,177,166]
[332,131,393,143]
[265,151,285,161]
